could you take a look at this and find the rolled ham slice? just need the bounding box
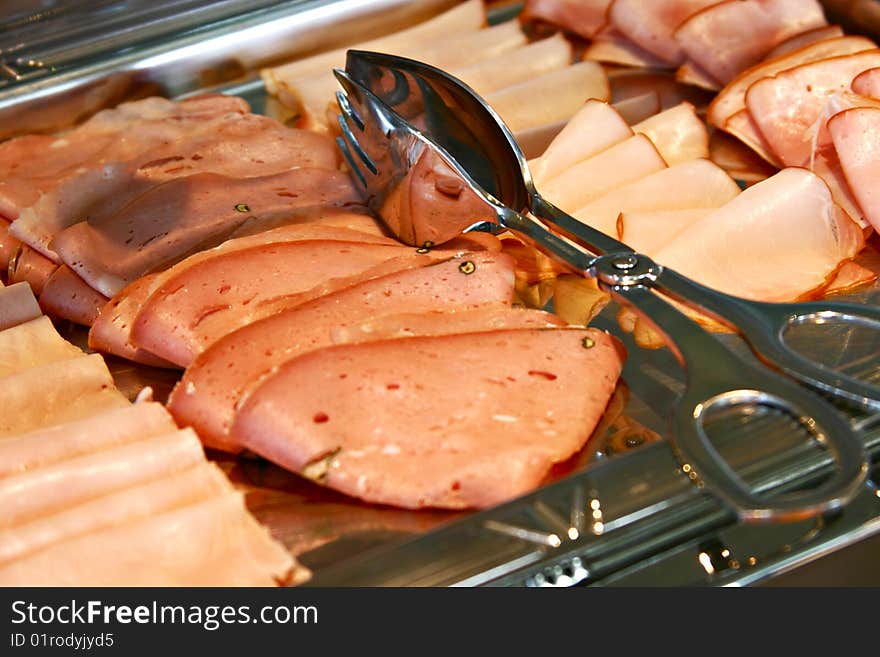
[609,0,721,66]
[0,402,176,477]
[852,67,880,99]
[167,252,517,452]
[632,102,710,165]
[673,0,828,85]
[0,282,42,331]
[828,107,880,232]
[0,316,83,378]
[653,168,864,301]
[538,134,667,212]
[0,491,295,586]
[231,328,623,509]
[521,0,611,40]
[708,36,876,130]
[50,168,364,298]
[530,100,633,185]
[573,159,741,235]
[745,49,880,166]
[0,354,129,438]
[7,246,56,296]
[130,240,450,367]
[0,429,205,528]
[486,61,611,134]
[38,265,109,326]
[0,463,229,566]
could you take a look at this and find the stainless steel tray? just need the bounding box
[4,0,880,586]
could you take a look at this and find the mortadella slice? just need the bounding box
[168,252,517,452]
[0,354,129,438]
[129,240,442,367]
[0,316,83,378]
[231,328,624,509]
[38,265,109,326]
[50,168,365,298]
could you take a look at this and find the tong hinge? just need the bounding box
[590,253,661,288]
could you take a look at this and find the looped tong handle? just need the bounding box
[598,259,869,523]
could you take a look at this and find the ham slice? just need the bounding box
[0,429,205,528]
[828,107,880,232]
[262,0,486,92]
[0,463,229,566]
[676,61,723,91]
[584,28,673,69]
[0,354,129,438]
[38,265,109,326]
[129,240,451,367]
[50,168,364,298]
[723,109,785,166]
[653,168,864,301]
[612,93,662,125]
[573,159,741,235]
[0,316,82,378]
[167,252,517,452]
[0,282,42,330]
[852,67,880,98]
[632,102,710,164]
[708,36,876,130]
[538,134,667,212]
[0,402,176,477]
[618,208,714,254]
[765,24,846,58]
[673,0,828,84]
[745,49,880,166]
[486,62,611,133]
[231,328,623,509]
[609,0,721,66]
[521,0,611,39]
[0,491,295,586]
[530,99,633,185]
[709,130,778,183]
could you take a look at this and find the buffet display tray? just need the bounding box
[4,0,879,586]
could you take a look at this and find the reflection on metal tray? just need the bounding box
[6,0,880,586]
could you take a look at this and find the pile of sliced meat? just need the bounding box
[528,94,874,343]
[0,283,297,586]
[261,0,610,149]
[0,93,365,326]
[522,0,832,89]
[91,216,625,509]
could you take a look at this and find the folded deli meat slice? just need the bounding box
[608,0,721,66]
[707,36,876,130]
[0,282,42,331]
[852,67,880,98]
[88,221,398,365]
[632,103,710,165]
[0,220,20,275]
[130,240,455,367]
[765,24,846,59]
[573,159,741,236]
[0,402,176,478]
[530,100,633,185]
[231,328,623,509]
[0,316,82,377]
[828,107,880,232]
[745,49,880,166]
[521,0,611,40]
[38,266,109,327]
[673,0,828,85]
[167,253,517,452]
[617,208,714,254]
[653,168,864,302]
[0,491,294,586]
[50,169,364,298]
[8,246,56,296]
[0,354,129,438]
[0,464,229,565]
[0,429,205,528]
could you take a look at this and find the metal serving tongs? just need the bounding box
[332,50,878,523]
